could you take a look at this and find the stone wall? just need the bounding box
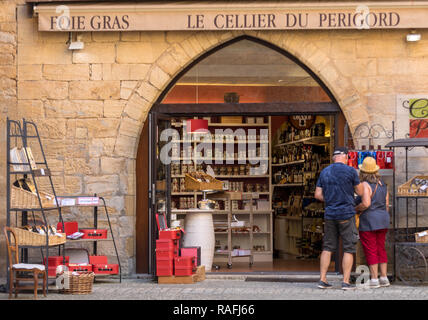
[0,2,427,277]
[0,0,25,278]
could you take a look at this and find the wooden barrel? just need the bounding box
[183,211,215,272]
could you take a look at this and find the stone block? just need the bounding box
[356,39,407,58]
[43,64,90,81]
[17,99,44,118]
[334,58,377,77]
[104,99,125,118]
[84,174,120,196]
[120,32,140,42]
[76,118,120,138]
[45,99,104,118]
[18,44,71,65]
[135,81,159,103]
[123,93,150,121]
[37,119,66,139]
[90,63,103,80]
[149,65,169,90]
[113,134,137,158]
[118,116,141,138]
[18,64,42,80]
[92,32,120,42]
[0,65,17,79]
[73,43,116,64]
[18,80,68,99]
[120,80,138,99]
[69,81,120,100]
[89,138,116,158]
[65,158,94,175]
[116,42,168,64]
[64,175,83,195]
[101,157,126,174]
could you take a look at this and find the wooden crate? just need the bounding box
[157,265,205,284]
[398,176,428,197]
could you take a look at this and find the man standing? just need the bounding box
[314,147,364,290]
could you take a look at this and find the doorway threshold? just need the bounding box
[206,272,341,282]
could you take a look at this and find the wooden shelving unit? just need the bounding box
[170,117,273,263]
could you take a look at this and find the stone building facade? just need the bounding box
[1,1,428,277]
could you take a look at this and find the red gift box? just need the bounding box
[79,228,108,239]
[44,256,69,266]
[57,222,78,236]
[156,239,179,253]
[384,151,394,169]
[44,256,70,277]
[89,255,108,265]
[156,259,174,277]
[347,151,358,169]
[180,247,201,268]
[92,264,119,275]
[156,248,176,260]
[174,256,195,276]
[68,264,93,273]
[159,229,182,240]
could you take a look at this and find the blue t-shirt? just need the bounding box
[316,162,360,220]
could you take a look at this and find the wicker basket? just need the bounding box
[185,172,223,191]
[11,186,57,209]
[415,230,428,243]
[397,176,428,197]
[11,227,66,246]
[60,272,94,295]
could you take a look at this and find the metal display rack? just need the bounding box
[6,118,66,293]
[6,119,122,294]
[56,195,122,283]
[209,191,254,268]
[385,135,428,285]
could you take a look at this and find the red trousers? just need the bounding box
[359,229,388,266]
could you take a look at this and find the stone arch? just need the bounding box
[114,31,369,160]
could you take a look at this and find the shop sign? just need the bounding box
[33,2,428,32]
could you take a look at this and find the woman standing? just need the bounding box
[356,156,391,288]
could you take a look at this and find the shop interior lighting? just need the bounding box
[186,119,209,134]
[406,30,421,42]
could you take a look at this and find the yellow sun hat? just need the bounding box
[359,156,380,173]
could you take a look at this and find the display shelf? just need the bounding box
[274,136,330,148]
[272,183,305,187]
[271,160,305,167]
[214,175,269,179]
[170,117,273,265]
[6,118,67,295]
[208,123,269,127]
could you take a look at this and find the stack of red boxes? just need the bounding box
[44,256,69,277]
[155,213,198,277]
[89,255,119,275]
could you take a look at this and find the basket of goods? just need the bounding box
[59,271,95,295]
[11,178,57,209]
[12,225,66,246]
[398,176,428,197]
[185,171,223,191]
[415,230,428,243]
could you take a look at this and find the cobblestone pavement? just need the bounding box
[1,277,427,300]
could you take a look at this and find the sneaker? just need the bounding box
[342,282,356,290]
[362,279,380,289]
[318,280,333,289]
[379,277,390,287]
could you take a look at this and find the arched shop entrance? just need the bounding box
[136,35,352,274]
